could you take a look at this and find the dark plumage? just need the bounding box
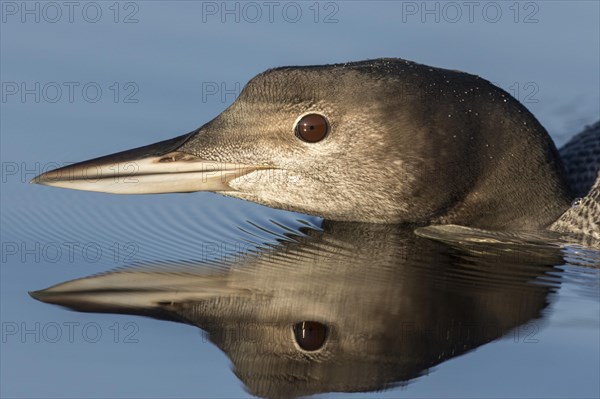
[560,121,600,197]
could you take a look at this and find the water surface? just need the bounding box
[1,1,599,398]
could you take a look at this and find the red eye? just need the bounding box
[295,114,329,143]
[293,321,328,351]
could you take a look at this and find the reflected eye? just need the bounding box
[295,114,329,143]
[293,321,328,351]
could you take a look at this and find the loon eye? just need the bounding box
[295,114,329,143]
[293,321,328,351]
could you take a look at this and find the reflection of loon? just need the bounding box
[31,59,599,237]
[30,222,564,398]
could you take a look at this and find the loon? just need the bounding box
[31,58,599,235]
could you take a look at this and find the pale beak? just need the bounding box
[29,268,240,320]
[31,131,269,194]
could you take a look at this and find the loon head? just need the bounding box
[32,58,571,229]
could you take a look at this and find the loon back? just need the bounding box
[560,121,600,197]
[552,121,600,245]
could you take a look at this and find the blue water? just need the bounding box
[1,2,599,398]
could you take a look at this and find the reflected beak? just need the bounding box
[29,270,240,319]
[31,131,270,194]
